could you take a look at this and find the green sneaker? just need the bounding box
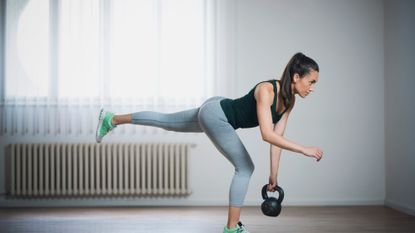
[95,108,115,143]
[223,221,250,233]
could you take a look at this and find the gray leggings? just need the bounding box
[131,97,254,207]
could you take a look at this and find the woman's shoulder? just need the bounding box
[255,80,274,92]
[255,79,280,93]
[254,80,276,104]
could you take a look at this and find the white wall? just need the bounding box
[0,0,386,207]
[233,0,385,205]
[384,0,415,215]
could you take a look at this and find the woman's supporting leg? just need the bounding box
[227,207,242,229]
[197,98,255,229]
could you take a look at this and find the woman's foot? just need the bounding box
[95,108,116,143]
[223,221,250,233]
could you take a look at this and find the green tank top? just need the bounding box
[220,79,287,129]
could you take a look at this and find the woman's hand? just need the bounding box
[302,146,324,161]
[267,175,278,192]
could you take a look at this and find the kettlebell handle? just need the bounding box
[261,184,284,203]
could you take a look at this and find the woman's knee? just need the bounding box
[237,162,255,177]
[247,162,255,175]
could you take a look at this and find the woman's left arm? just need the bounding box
[268,106,292,191]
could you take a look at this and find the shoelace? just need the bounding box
[236,222,248,233]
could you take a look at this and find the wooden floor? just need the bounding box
[0,206,414,233]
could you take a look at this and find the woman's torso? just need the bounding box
[220,79,287,129]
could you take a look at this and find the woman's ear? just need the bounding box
[292,73,300,83]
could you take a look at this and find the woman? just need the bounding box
[95,52,324,233]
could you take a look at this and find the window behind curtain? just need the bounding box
[1,0,219,136]
[5,0,212,101]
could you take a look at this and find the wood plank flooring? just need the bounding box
[0,206,414,233]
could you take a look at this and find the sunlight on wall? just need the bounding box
[16,0,49,97]
[58,0,100,98]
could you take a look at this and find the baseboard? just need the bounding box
[385,199,415,216]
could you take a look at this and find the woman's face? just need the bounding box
[293,70,319,98]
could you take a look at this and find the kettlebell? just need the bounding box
[261,184,284,217]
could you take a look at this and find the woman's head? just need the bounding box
[280,52,319,109]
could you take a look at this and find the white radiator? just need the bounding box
[6,143,192,198]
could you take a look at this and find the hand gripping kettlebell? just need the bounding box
[261,184,284,217]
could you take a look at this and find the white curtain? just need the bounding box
[0,0,237,136]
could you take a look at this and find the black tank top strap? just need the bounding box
[270,80,278,114]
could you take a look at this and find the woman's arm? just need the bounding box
[268,108,290,191]
[255,83,304,152]
[254,83,323,160]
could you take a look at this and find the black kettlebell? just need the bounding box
[261,184,284,217]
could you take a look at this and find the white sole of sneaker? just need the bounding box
[95,108,105,143]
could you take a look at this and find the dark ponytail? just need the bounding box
[279,52,319,109]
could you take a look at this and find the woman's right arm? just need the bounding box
[254,83,323,161]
